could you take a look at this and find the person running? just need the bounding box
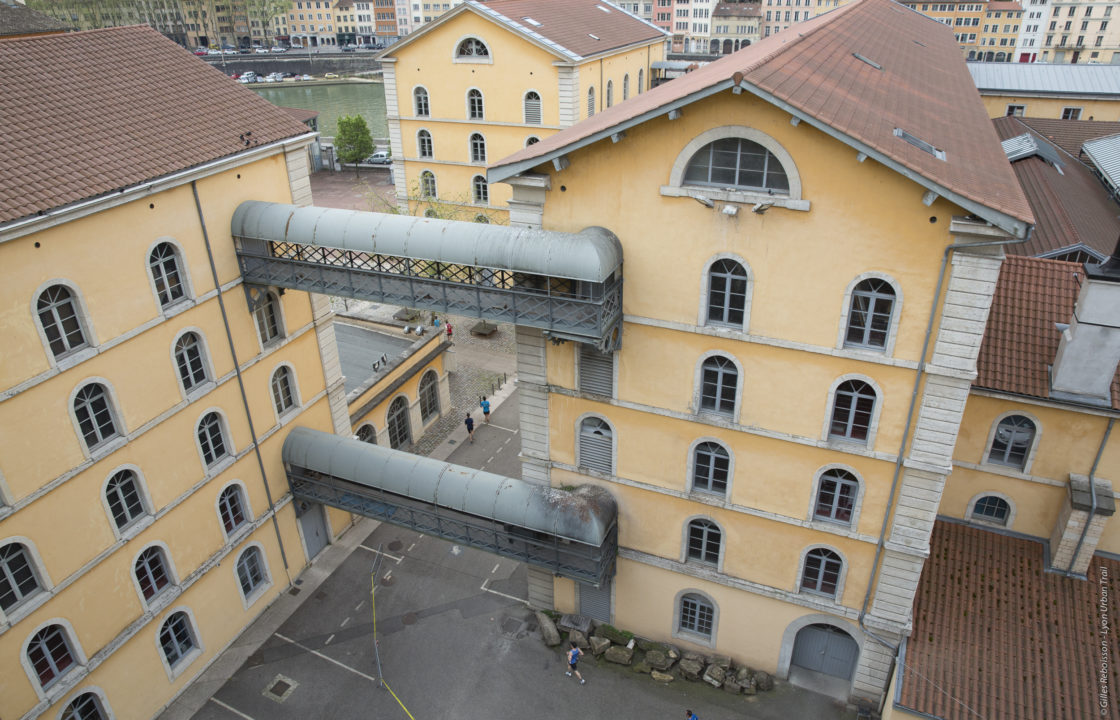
[480,396,491,423]
[446,322,453,342]
[464,414,475,443]
[565,641,585,684]
[685,711,699,720]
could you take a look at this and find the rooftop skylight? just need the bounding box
[894,128,946,161]
[522,16,541,26]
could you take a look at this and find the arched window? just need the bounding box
[417,129,433,158]
[623,74,630,100]
[61,692,109,720]
[814,469,858,525]
[706,259,748,327]
[236,546,268,598]
[686,519,721,565]
[149,242,187,309]
[413,86,430,116]
[1,542,43,612]
[218,484,248,535]
[678,592,714,638]
[972,495,1011,525]
[587,87,596,117]
[467,88,484,119]
[524,91,542,124]
[829,380,876,442]
[253,291,282,345]
[174,332,208,393]
[106,469,147,532]
[271,366,297,416]
[418,370,439,422]
[700,356,737,416]
[987,415,1036,469]
[74,383,119,451]
[684,137,790,193]
[37,285,88,360]
[159,611,198,669]
[197,412,229,468]
[578,417,613,474]
[387,396,411,449]
[606,80,614,108]
[526,136,540,147]
[420,170,437,199]
[456,37,489,57]
[134,546,172,601]
[474,214,491,224]
[801,548,843,598]
[472,175,489,204]
[469,132,486,163]
[844,279,896,350]
[638,68,644,94]
[356,424,377,444]
[27,624,76,689]
[692,442,729,496]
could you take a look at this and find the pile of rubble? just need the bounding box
[536,611,775,694]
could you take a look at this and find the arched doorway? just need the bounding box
[722,39,733,54]
[790,623,859,682]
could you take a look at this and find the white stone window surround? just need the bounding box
[574,411,618,477]
[144,237,195,316]
[819,373,884,450]
[269,362,302,423]
[252,289,288,351]
[418,168,438,199]
[523,89,543,125]
[168,327,217,401]
[775,614,863,680]
[981,409,1042,474]
[685,436,735,499]
[412,84,431,117]
[234,541,273,609]
[214,479,254,542]
[464,86,486,120]
[696,252,753,332]
[680,514,727,572]
[99,464,156,541]
[796,543,849,601]
[691,350,745,423]
[68,377,128,460]
[965,490,1017,529]
[468,130,488,164]
[56,686,116,720]
[834,272,904,358]
[806,463,865,530]
[20,617,88,701]
[194,407,236,476]
[416,127,434,158]
[31,278,99,371]
[0,536,55,628]
[155,606,204,681]
[661,125,809,211]
[128,541,181,612]
[671,587,719,648]
[452,35,492,64]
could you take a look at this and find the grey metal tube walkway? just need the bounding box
[232,201,625,350]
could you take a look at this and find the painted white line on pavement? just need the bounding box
[325,633,335,645]
[487,454,496,463]
[407,542,416,552]
[480,578,529,605]
[275,633,379,683]
[488,424,518,434]
[491,562,500,574]
[357,545,403,563]
[340,617,350,627]
[354,600,365,612]
[210,698,256,720]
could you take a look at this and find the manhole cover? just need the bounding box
[262,674,298,703]
[402,612,418,625]
[388,540,403,552]
[501,618,522,634]
[269,680,291,697]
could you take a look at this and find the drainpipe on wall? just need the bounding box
[192,181,292,577]
[1064,416,1115,576]
[857,229,1031,650]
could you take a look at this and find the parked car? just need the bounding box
[207,49,222,55]
[193,47,209,56]
[270,46,287,53]
[254,46,269,54]
[299,74,314,81]
[341,44,356,52]
[358,43,377,50]
[324,72,340,79]
[365,151,391,165]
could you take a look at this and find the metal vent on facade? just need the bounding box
[579,344,614,397]
[852,52,882,70]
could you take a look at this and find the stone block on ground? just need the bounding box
[651,670,675,683]
[470,321,498,336]
[593,624,632,646]
[678,657,704,681]
[681,650,708,665]
[644,649,674,671]
[702,663,726,688]
[535,611,561,646]
[632,660,652,674]
[735,666,754,684]
[637,639,671,653]
[710,655,732,669]
[740,674,758,695]
[589,636,611,656]
[558,614,592,636]
[754,670,774,691]
[604,645,634,665]
[723,678,742,694]
[568,629,589,649]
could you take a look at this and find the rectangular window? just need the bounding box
[1006,104,1025,117]
[1062,107,1082,120]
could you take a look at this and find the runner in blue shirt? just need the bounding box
[565,641,585,684]
[480,396,491,423]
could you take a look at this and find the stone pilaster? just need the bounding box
[1050,474,1115,575]
[517,326,550,486]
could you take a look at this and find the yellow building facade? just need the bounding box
[379,0,666,222]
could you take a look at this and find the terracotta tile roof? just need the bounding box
[986,1,1022,11]
[714,2,762,19]
[0,1,71,37]
[1018,117,1120,158]
[0,25,313,227]
[282,106,321,124]
[992,116,1120,260]
[975,254,1120,408]
[490,0,1033,232]
[898,521,1120,720]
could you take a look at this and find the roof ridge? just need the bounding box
[732,1,863,78]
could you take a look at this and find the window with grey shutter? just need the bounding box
[579,345,614,397]
[578,417,613,474]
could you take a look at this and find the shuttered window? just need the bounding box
[524,91,541,124]
[578,417,613,474]
[579,345,614,397]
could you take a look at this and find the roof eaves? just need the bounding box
[569,35,675,64]
[488,79,736,184]
[736,79,1032,239]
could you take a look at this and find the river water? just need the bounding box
[252,81,388,140]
